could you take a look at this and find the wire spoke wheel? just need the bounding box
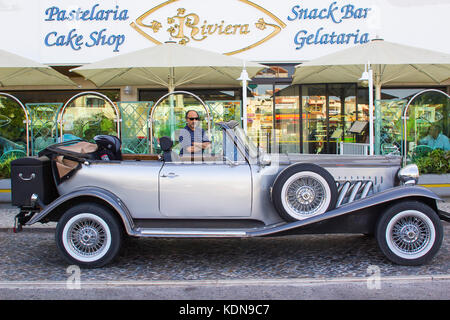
[386,210,435,259]
[274,164,337,221]
[58,209,117,266]
[376,201,443,266]
[67,216,109,259]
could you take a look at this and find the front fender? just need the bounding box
[249,185,442,237]
[26,187,135,234]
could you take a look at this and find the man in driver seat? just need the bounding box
[178,110,211,155]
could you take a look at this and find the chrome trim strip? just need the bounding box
[137,229,247,237]
[336,182,350,207]
[348,181,362,203]
[361,181,373,199]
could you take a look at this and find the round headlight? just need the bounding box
[398,164,419,185]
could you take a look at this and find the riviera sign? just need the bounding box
[287,1,371,50]
[130,0,286,55]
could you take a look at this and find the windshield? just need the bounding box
[232,125,260,159]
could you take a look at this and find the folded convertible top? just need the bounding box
[38,140,99,183]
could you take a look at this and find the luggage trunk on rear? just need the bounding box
[10,156,59,207]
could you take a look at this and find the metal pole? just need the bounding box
[242,79,247,133]
[168,67,176,141]
[238,63,250,133]
[368,65,374,156]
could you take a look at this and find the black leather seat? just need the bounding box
[159,136,179,162]
[93,135,122,160]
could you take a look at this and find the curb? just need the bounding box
[0,274,450,289]
[0,227,55,233]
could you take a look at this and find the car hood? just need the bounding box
[264,153,402,167]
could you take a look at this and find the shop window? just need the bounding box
[149,92,213,154]
[60,94,119,143]
[404,90,449,171]
[375,99,406,156]
[26,103,62,155]
[86,97,106,107]
[149,91,246,163]
[328,84,357,152]
[301,85,327,154]
[247,84,274,152]
[118,101,153,154]
[5,90,119,104]
[141,88,241,153]
[0,96,27,162]
[274,84,299,153]
[254,65,296,78]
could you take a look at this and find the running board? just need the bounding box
[135,228,249,238]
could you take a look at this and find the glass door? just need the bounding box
[247,84,274,152]
[328,84,357,153]
[301,85,327,154]
[274,84,300,153]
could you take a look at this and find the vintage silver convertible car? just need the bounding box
[10,92,450,268]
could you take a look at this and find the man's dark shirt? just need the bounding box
[178,125,210,155]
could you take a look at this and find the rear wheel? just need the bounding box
[55,203,123,268]
[375,201,443,266]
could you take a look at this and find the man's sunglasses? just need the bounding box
[188,117,199,121]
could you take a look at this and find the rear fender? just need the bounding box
[26,187,135,234]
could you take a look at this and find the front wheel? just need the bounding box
[375,201,443,266]
[55,203,123,268]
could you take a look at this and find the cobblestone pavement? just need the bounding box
[0,212,448,283]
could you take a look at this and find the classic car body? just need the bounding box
[10,91,449,268]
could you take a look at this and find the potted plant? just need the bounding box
[416,149,450,198]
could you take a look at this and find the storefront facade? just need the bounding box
[0,0,449,159]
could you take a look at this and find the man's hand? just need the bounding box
[193,141,211,150]
[187,144,203,153]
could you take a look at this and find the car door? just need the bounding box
[159,131,252,218]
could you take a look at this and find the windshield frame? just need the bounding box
[232,125,259,160]
[216,121,260,163]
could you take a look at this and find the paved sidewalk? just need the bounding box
[0,203,56,230]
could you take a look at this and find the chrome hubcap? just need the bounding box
[286,176,325,216]
[391,216,431,255]
[79,226,100,247]
[296,186,315,204]
[68,218,108,258]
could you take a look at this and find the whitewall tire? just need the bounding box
[272,163,337,221]
[376,201,443,266]
[56,203,123,268]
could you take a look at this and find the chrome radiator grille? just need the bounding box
[335,180,374,207]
